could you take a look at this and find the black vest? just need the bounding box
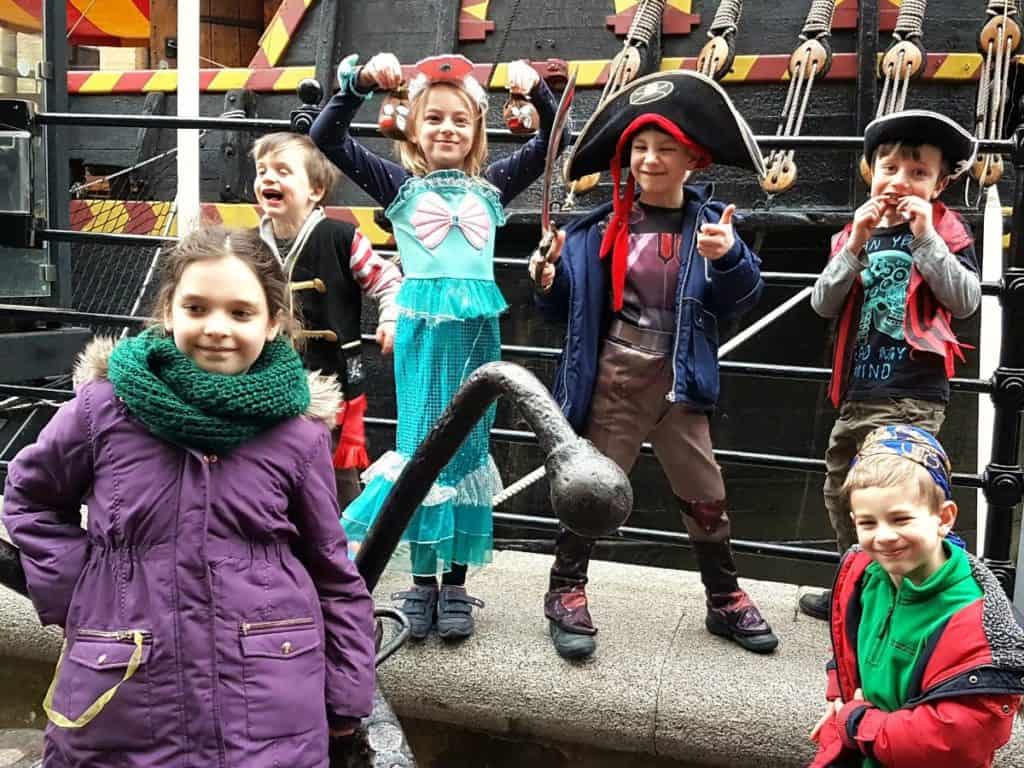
[286,218,365,400]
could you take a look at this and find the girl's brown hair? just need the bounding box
[151,226,298,338]
[397,82,489,177]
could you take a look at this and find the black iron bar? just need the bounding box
[980,120,1024,597]
[493,512,841,564]
[38,229,175,247]
[361,417,983,488]
[30,112,1018,154]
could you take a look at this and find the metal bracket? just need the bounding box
[985,558,1017,599]
[35,61,53,81]
[982,463,1024,510]
[990,366,1024,412]
[39,263,56,283]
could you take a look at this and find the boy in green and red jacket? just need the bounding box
[810,425,1024,767]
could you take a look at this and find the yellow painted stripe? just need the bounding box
[722,55,758,82]
[489,62,509,89]
[0,0,42,29]
[666,0,692,12]
[262,16,291,67]
[571,60,611,86]
[82,202,128,233]
[304,0,314,6]
[464,1,489,21]
[348,207,394,245]
[143,70,178,92]
[273,67,317,92]
[931,53,982,81]
[77,72,127,94]
[207,69,254,91]
[613,0,637,12]
[207,205,259,229]
[69,0,148,38]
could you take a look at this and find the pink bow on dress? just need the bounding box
[410,191,491,250]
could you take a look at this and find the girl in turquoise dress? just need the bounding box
[310,51,562,640]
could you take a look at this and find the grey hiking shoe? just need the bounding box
[436,585,484,641]
[798,589,831,621]
[392,584,438,640]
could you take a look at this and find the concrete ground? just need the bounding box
[2,518,1023,766]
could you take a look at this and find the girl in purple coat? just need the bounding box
[3,226,376,767]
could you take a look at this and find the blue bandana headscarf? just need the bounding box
[852,425,966,550]
[853,424,953,500]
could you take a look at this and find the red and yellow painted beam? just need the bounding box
[70,200,395,247]
[68,50,998,95]
[459,0,495,42]
[606,0,699,37]
[0,0,149,46]
[249,0,315,69]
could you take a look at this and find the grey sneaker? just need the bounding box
[436,585,484,641]
[391,584,438,640]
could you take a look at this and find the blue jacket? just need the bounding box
[536,184,763,432]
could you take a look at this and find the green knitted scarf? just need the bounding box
[107,328,310,455]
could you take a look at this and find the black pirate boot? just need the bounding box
[681,499,779,654]
[544,528,597,660]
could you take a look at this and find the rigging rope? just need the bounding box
[761,0,835,196]
[970,0,1019,189]
[698,0,744,80]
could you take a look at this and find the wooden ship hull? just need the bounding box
[6,0,1015,582]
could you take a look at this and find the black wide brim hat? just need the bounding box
[863,110,977,179]
[565,70,765,180]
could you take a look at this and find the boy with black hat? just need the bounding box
[799,111,982,621]
[529,70,778,659]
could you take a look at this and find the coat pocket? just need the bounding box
[240,617,326,740]
[45,628,153,749]
[688,307,720,405]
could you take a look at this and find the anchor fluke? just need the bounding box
[545,439,632,539]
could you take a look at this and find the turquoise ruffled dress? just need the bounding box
[342,171,506,576]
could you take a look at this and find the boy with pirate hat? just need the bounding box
[529,70,778,659]
[799,111,982,621]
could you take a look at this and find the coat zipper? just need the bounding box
[668,201,706,402]
[240,617,315,636]
[76,628,151,642]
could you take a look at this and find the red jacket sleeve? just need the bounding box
[848,694,1021,767]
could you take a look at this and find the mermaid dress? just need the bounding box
[309,67,562,576]
[342,171,507,575]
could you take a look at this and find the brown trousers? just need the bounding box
[823,397,946,552]
[550,335,738,596]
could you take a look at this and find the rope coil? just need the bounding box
[971,1,1020,188]
[800,0,836,40]
[709,0,744,37]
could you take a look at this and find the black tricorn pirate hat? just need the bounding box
[565,70,765,180]
[863,110,977,179]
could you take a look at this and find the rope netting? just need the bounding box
[68,147,179,323]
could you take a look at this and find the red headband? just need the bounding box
[599,114,712,311]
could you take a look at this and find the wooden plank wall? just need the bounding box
[150,0,265,69]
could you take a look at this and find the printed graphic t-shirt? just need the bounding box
[846,223,972,403]
[618,203,686,332]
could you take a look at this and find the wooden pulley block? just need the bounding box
[610,47,642,88]
[972,153,1004,186]
[572,172,601,195]
[697,36,734,81]
[979,14,1022,53]
[378,86,410,141]
[503,93,540,134]
[880,40,925,79]
[760,154,797,194]
[789,39,830,78]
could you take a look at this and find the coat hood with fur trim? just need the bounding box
[72,336,341,430]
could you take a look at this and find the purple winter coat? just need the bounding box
[2,339,376,768]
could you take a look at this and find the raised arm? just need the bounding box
[289,428,376,729]
[310,54,409,208]
[485,73,566,206]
